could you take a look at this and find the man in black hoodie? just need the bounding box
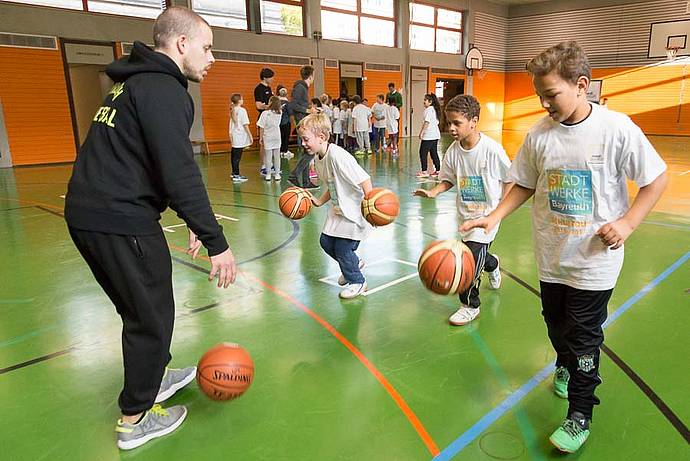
[65,6,235,450]
[288,65,317,188]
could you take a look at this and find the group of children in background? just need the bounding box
[228,87,404,183]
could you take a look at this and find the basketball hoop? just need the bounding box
[666,46,681,62]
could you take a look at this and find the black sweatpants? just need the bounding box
[231,147,244,176]
[280,123,291,153]
[459,241,498,309]
[540,281,612,420]
[419,139,440,172]
[69,227,174,416]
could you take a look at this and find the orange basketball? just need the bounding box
[279,187,312,220]
[417,240,476,295]
[361,188,400,226]
[197,343,254,401]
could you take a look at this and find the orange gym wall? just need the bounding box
[472,70,505,144]
[362,69,402,104]
[502,64,690,143]
[200,62,308,152]
[324,67,340,100]
[0,45,76,165]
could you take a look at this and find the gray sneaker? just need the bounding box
[155,366,196,403]
[116,404,187,450]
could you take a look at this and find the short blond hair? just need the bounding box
[526,41,591,84]
[298,113,331,138]
[153,6,209,48]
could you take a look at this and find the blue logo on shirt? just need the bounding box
[458,176,486,202]
[547,169,592,215]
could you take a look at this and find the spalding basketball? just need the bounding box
[361,188,400,226]
[417,240,476,295]
[279,187,312,220]
[197,343,254,401]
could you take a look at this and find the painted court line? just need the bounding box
[168,245,440,456]
[318,258,419,296]
[433,251,690,460]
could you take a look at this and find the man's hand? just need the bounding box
[412,188,435,198]
[596,219,633,250]
[209,248,237,288]
[187,229,202,259]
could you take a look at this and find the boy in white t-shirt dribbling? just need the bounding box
[300,113,373,299]
[462,41,668,454]
[413,94,512,326]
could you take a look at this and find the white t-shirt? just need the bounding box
[315,143,372,240]
[229,106,252,148]
[386,105,400,134]
[256,110,282,150]
[352,104,372,132]
[422,106,440,140]
[371,103,387,128]
[439,134,511,244]
[509,103,667,290]
[332,107,342,134]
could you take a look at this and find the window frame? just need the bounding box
[409,1,463,55]
[0,0,171,20]
[191,0,251,32]
[320,0,397,48]
[258,0,306,37]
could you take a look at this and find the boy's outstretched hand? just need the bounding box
[412,188,435,198]
[460,215,499,234]
[596,219,633,250]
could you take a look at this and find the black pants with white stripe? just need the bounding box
[540,282,612,420]
[68,227,174,416]
[459,240,498,309]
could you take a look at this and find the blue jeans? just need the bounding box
[373,127,386,150]
[319,233,364,284]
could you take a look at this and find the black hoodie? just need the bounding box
[65,42,228,256]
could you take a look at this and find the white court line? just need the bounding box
[318,258,419,296]
[362,273,418,296]
[215,213,239,222]
[162,223,187,233]
[680,170,690,176]
[59,194,65,199]
[163,214,238,233]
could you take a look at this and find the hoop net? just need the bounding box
[666,46,680,62]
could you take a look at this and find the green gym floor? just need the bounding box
[1,134,688,460]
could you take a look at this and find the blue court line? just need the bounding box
[433,251,690,461]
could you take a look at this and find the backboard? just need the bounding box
[649,20,690,59]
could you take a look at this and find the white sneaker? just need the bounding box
[274,174,281,181]
[339,281,367,299]
[338,258,365,285]
[264,174,271,181]
[286,150,294,159]
[487,254,501,289]
[449,305,480,326]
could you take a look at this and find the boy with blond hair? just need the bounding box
[299,113,373,299]
[462,41,667,453]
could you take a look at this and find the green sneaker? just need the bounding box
[116,404,187,450]
[549,412,590,453]
[553,366,569,399]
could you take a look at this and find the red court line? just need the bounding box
[169,244,440,456]
[3,195,440,455]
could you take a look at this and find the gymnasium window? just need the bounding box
[5,0,168,19]
[260,0,304,36]
[192,0,249,30]
[409,2,463,54]
[320,0,396,48]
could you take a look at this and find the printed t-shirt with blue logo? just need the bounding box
[438,134,512,244]
[508,103,667,290]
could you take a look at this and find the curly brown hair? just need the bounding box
[526,41,591,84]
